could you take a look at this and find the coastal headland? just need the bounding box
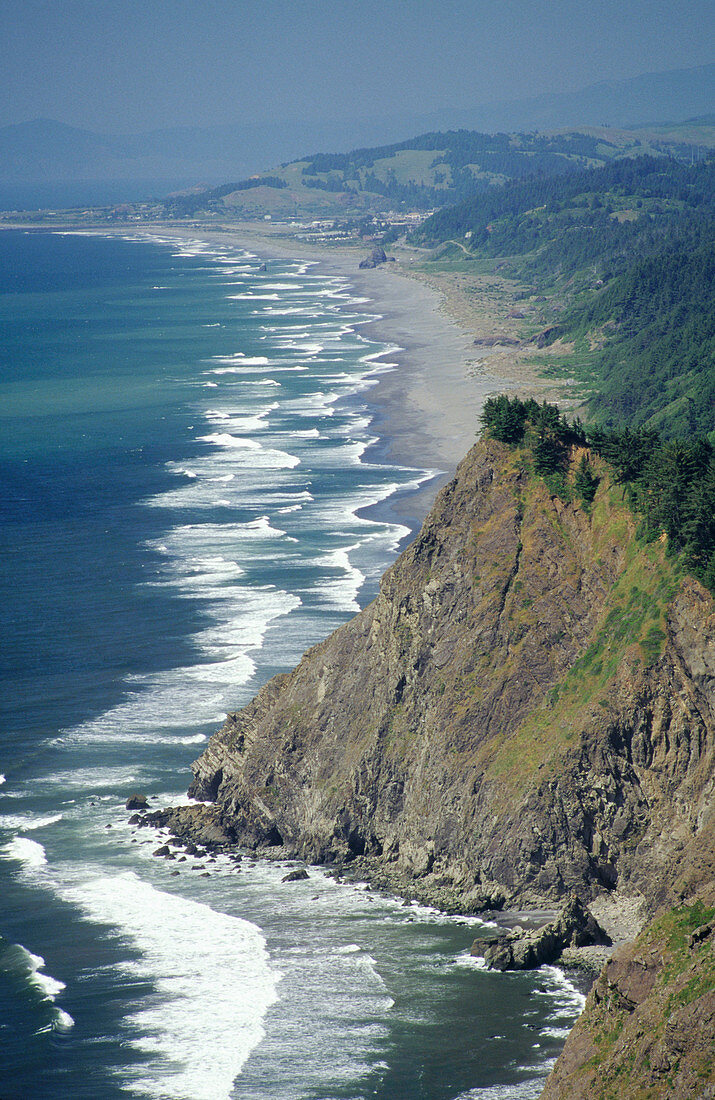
[10,217,710,1095]
[95,220,678,1033]
[144,421,714,1097]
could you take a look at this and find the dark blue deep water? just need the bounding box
[0,229,583,1099]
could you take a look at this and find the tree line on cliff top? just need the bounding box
[482,395,715,595]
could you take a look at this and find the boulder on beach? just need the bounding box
[358,247,395,269]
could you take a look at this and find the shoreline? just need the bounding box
[140,802,644,982]
[0,223,654,1095]
[79,219,643,972]
[132,222,499,532]
[17,218,566,535]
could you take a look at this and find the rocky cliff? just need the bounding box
[183,438,715,918]
[541,887,715,1098]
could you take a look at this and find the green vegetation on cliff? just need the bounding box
[542,897,715,1099]
[179,430,714,921]
[558,240,715,436]
[482,396,715,595]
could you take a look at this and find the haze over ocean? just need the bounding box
[0,229,584,1099]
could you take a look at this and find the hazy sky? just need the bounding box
[1,0,713,133]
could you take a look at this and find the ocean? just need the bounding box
[0,228,584,1099]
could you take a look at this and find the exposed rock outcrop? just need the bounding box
[475,895,610,971]
[282,868,310,882]
[473,335,521,347]
[183,438,715,917]
[533,324,562,347]
[358,246,395,268]
[125,792,149,810]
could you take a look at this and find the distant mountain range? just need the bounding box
[450,61,714,133]
[0,63,712,209]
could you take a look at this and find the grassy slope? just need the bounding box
[165,125,708,219]
[480,448,681,787]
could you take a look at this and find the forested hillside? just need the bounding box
[296,129,630,207]
[416,157,715,438]
[164,126,692,218]
[160,132,714,440]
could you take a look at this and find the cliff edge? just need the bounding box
[181,437,715,919]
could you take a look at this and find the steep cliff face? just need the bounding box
[187,439,715,912]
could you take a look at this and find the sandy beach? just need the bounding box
[181,222,575,524]
[118,223,496,470]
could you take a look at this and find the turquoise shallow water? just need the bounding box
[0,229,584,1099]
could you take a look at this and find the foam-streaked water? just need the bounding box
[0,230,584,1099]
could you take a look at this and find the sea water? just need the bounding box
[0,230,585,1099]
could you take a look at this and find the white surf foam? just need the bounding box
[52,490,303,741]
[280,427,320,439]
[454,953,489,969]
[254,283,300,291]
[2,837,48,868]
[0,813,63,832]
[255,306,324,317]
[226,293,280,300]
[197,432,261,449]
[309,545,364,611]
[64,873,279,1100]
[453,1080,546,1100]
[31,766,147,792]
[207,355,272,366]
[207,364,308,375]
[204,402,278,431]
[11,945,74,1032]
[538,964,587,1013]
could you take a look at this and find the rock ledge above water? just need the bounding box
[473,896,610,971]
